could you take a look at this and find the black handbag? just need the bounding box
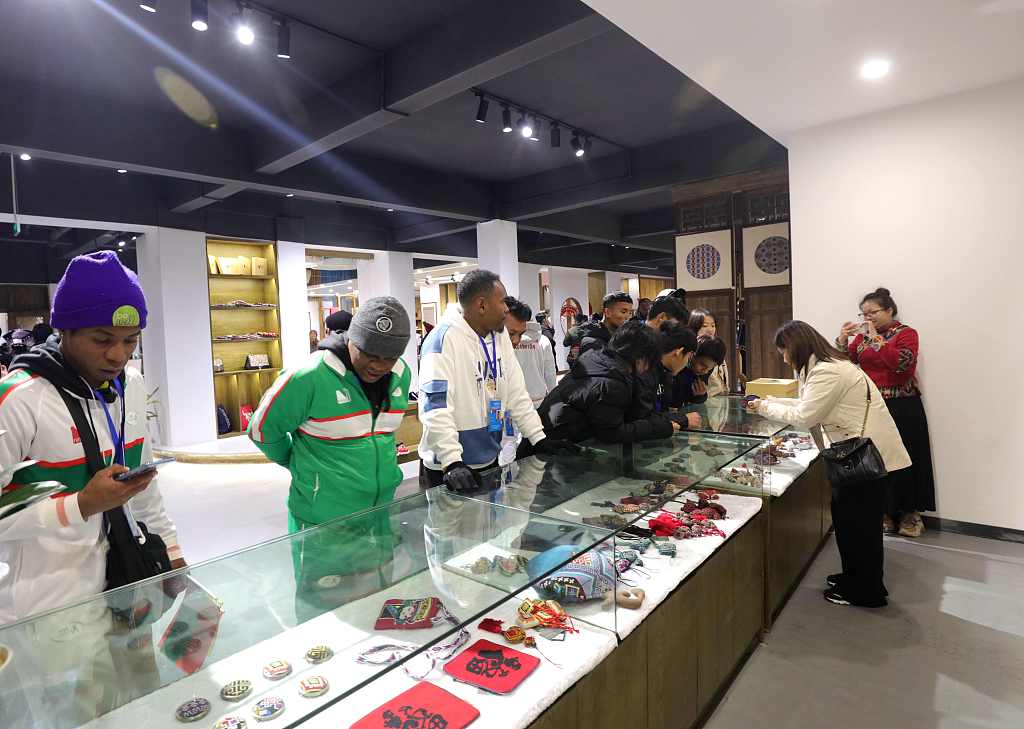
[817,375,887,487]
[54,386,173,590]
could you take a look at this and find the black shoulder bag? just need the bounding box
[54,386,172,590]
[817,375,887,487]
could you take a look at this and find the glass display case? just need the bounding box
[0,491,617,729]
[681,395,791,438]
[0,432,772,729]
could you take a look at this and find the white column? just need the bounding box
[626,276,641,303]
[476,220,520,298]
[548,267,589,370]
[517,263,542,316]
[136,228,216,448]
[355,252,418,387]
[276,241,310,370]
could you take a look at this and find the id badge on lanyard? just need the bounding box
[481,334,502,433]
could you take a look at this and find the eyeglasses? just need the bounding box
[859,309,884,318]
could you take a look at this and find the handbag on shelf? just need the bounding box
[814,375,887,487]
[244,353,271,370]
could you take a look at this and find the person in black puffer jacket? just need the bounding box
[538,321,689,444]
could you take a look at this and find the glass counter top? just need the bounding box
[681,395,792,438]
[0,490,613,729]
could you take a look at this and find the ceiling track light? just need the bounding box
[139,1,157,12]
[550,122,561,148]
[529,116,541,141]
[18,152,31,161]
[191,0,208,31]
[276,21,291,58]
[234,4,255,46]
[474,94,489,124]
[583,136,593,155]
[517,110,532,139]
[501,105,512,133]
[571,132,583,157]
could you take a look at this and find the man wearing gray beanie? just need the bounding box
[250,296,413,617]
[250,296,413,526]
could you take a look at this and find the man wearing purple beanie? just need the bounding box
[0,251,184,623]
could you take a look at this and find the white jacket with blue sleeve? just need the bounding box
[418,305,546,471]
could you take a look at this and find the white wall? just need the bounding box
[136,228,216,448]
[789,77,1024,530]
[277,240,311,370]
[356,252,418,387]
[548,267,589,370]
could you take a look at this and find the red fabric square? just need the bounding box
[443,639,539,694]
[350,681,479,729]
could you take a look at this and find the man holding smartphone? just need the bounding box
[0,251,183,624]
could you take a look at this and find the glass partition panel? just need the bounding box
[0,491,611,729]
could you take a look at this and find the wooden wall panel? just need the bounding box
[687,289,737,388]
[577,629,648,729]
[639,276,673,301]
[648,577,700,729]
[744,286,792,379]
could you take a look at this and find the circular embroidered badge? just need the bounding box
[111,305,141,327]
[299,675,329,698]
[754,235,790,274]
[316,574,342,589]
[262,659,292,680]
[174,697,211,723]
[305,645,333,665]
[213,718,248,729]
[375,316,393,333]
[685,244,722,280]
[220,679,253,702]
[252,697,285,722]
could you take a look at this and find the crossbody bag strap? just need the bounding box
[860,375,872,438]
[53,387,105,475]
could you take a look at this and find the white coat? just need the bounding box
[513,323,557,407]
[757,356,912,473]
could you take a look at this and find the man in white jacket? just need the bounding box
[0,251,183,625]
[418,270,570,492]
[504,297,557,407]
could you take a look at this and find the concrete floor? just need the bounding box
[704,531,1024,729]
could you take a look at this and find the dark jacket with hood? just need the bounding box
[538,348,674,444]
[578,321,613,355]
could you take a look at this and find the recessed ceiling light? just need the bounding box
[139,2,157,12]
[859,58,891,81]
[118,240,126,248]
[18,153,31,161]
[116,169,127,174]
[285,193,294,198]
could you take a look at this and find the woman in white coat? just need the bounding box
[747,321,911,608]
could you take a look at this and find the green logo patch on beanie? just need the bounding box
[112,305,141,327]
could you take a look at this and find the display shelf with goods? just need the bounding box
[0,489,618,729]
[206,238,282,438]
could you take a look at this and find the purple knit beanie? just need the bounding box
[51,251,148,330]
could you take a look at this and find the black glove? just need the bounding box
[442,462,482,493]
[532,437,581,457]
[666,412,690,428]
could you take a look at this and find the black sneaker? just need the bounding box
[824,587,887,608]
[826,573,842,588]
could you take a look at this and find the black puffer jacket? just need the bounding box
[538,348,674,444]
[578,321,612,355]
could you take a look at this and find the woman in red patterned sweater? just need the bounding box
[837,288,935,537]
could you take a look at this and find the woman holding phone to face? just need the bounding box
[837,287,935,538]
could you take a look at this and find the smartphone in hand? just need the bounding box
[113,457,176,482]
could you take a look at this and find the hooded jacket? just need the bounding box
[578,321,613,355]
[419,305,545,471]
[0,342,179,623]
[248,333,412,527]
[538,348,674,444]
[514,323,558,406]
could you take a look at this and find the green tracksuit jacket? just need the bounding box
[248,347,412,527]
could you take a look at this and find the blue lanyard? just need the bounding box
[478,334,497,382]
[95,379,126,466]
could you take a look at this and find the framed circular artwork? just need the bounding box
[754,236,790,275]
[559,297,583,336]
[685,244,722,280]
